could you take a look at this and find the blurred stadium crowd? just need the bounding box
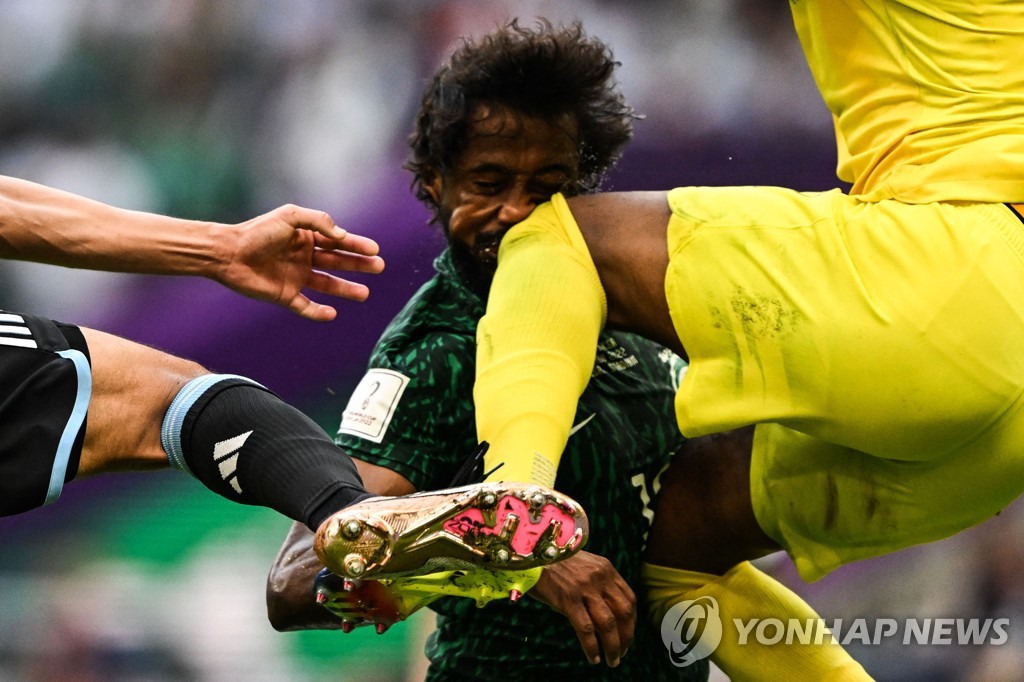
[0,1,1021,680]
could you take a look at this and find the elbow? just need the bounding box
[265,524,333,632]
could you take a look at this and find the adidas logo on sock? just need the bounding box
[213,431,252,495]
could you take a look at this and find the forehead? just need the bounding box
[454,102,580,172]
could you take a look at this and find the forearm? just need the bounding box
[265,460,415,630]
[0,175,227,278]
[267,521,342,631]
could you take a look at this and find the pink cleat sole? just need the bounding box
[314,482,588,580]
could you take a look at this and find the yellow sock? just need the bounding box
[642,561,872,681]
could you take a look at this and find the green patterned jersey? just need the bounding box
[336,250,707,681]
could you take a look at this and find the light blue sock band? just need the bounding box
[160,373,263,475]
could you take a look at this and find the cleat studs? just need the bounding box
[341,519,363,539]
[376,623,389,635]
[494,548,510,564]
[529,492,547,509]
[480,492,497,508]
[499,513,520,540]
[315,592,327,604]
[341,621,354,634]
[542,545,559,561]
[342,578,358,592]
[344,553,367,577]
[509,589,523,603]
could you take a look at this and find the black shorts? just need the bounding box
[0,310,91,516]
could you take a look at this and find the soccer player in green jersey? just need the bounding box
[267,20,866,680]
[267,22,694,679]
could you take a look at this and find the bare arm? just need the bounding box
[528,552,636,668]
[266,459,415,631]
[267,521,342,631]
[0,175,384,321]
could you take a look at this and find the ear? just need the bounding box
[423,171,443,205]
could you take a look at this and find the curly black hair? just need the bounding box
[407,19,638,223]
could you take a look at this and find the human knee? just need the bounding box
[80,326,207,396]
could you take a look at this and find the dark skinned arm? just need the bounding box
[266,459,415,631]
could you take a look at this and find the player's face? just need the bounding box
[426,103,580,271]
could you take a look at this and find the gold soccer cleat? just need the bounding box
[314,481,588,580]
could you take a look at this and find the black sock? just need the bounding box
[161,374,371,531]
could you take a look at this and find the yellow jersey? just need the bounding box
[791,0,1024,202]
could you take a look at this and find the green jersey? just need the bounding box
[336,250,707,681]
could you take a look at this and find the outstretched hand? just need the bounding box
[219,204,385,321]
[529,551,636,668]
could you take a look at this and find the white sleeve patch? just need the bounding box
[337,368,411,443]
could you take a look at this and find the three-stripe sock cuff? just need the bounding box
[160,374,368,528]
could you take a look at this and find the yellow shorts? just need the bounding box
[665,186,1024,580]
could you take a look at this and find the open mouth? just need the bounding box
[477,245,498,262]
[475,239,501,264]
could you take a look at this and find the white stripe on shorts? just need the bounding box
[0,336,38,349]
[0,314,38,348]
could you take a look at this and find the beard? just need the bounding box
[447,238,496,301]
[437,204,497,300]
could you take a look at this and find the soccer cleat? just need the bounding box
[314,566,543,632]
[314,481,588,580]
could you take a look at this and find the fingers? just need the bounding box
[563,598,605,665]
[223,205,385,319]
[287,293,337,322]
[287,271,374,321]
[529,552,637,667]
[600,582,637,667]
[561,588,635,667]
[305,270,371,302]
[311,244,385,275]
[328,231,381,258]
[294,215,383,317]
[282,204,381,258]
[278,204,348,239]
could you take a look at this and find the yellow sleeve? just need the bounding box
[475,194,607,487]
